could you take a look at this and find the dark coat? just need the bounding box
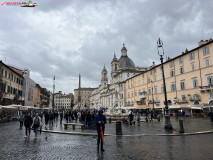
[24,116,33,127]
[94,114,106,128]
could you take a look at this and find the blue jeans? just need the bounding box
[82,120,85,124]
[34,126,39,137]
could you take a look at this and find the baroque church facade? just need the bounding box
[89,44,146,110]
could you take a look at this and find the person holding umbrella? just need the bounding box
[94,109,106,152]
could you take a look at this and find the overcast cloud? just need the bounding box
[0,0,213,93]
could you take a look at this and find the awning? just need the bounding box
[168,105,181,109]
[2,106,17,109]
[191,107,202,110]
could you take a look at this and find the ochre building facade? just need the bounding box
[126,40,213,109]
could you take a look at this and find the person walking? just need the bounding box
[60,112,63,124]
[129,112,134,125]
[136,112,140,126]
[24,113,33,138]
[209,109,213,122]
[86,111,92,126]
[32,113,42,139]
[19,114,24,129]
[49,111,54,126]
[81,112,86,124]
[94,109,106,151]
[74,111,78,122]
[65,111,68,123]
[44,112,49,128]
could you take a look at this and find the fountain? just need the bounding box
[104,107,130,121]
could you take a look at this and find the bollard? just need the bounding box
[179,119,185,133]
[116,120,122,135]
[109,118,111,123]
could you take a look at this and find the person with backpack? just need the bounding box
[24,113,33,138]
[32,113,42,139]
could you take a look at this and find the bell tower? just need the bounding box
[101,65,108,86]
[111,51,119,79]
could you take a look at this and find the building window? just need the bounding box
[154,86,157,94]
[134,82,136,87]
[135,91,137,97]
[189,52,195,60]
[7,86,10,93]
[147,78,150,83]
[154,75,157,81]
[207,76,213,86]
[180,67,184,74]
[138,80,140,86]
[180,81,185,90]
[205,58,210,67]
[161,85,164,93]
[210,92,213,98]
[150,70,152,75]
[148,88,151,95]
[142,79,145,85]
[142,74,144,78]
[171,83,176,91]
[179,57,183,64]
[182,95,186,102]
[203,46,209,56]
[191,63,195,71]
[5,70,7,78]
[170,70,174,77]
[153,68,156,74]
[1,69,3,76]
[170,61,174,68]
[131,92,133,98]
[192,79,198,88]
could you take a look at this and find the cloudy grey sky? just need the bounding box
[0,0,213,94]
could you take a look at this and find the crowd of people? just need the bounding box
[18,110,101,139]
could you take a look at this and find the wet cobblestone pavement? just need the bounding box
[1,120,213,160]
[45,117,213,135]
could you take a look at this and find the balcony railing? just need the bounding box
[148,100,160,104]
[176,100,188,104]
[136,101,146,105]
[189,97,200,101]
[199,85,213,92]
[127,103,134,106]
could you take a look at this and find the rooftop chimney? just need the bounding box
[198,40,209,46]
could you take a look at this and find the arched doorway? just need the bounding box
[209,100,213,105]
[167,100,172,106]
[194,101,199,105]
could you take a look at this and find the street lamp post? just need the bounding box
[157,38,173,129]
[151,83,155,116]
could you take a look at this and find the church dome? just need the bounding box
[118,43,135,68]
[118,56,135,68]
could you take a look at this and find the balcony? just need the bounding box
[139,91,147,99]
[176,100,188,104]
[199,85,213,92]
[148,100,160,104]
[189,97,200,101]
[136,101,146,105]
[127,102,134,106]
